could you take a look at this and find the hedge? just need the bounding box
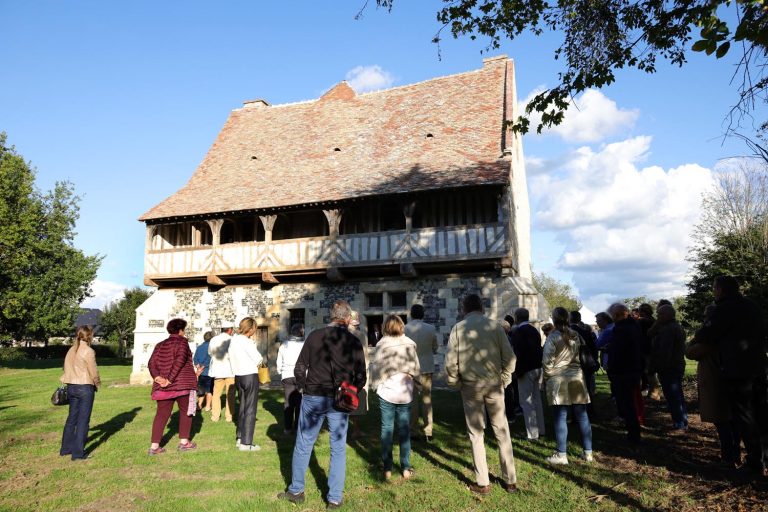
[0,344,120,362]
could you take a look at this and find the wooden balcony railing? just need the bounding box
[145,223,508,280]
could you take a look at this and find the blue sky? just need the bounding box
[1,1,759,312]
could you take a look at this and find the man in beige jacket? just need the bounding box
[445,294,518,495]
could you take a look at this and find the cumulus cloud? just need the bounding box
[529,136,716,312]
[345,65,395,93]
[80,279,129,310]
[520,88,639,143]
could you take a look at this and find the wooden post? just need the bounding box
[323,209,342,239]
[403,201,417,233]
[260,215,277,243]
[207,219,224,246]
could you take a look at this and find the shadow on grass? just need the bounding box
[87,406,142,454]
[262,390,331,499]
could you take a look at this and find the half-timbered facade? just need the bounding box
[131,56,543,384]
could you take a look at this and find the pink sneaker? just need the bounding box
[147,447,166,456]
[178,441,197,452]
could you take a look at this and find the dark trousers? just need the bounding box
[724,374,768,472]
[282,377,302,431]
[659,371,688,428]
[504,378,520,420]
[151,393,192,444]
[584,371,597,418]
[611,373,641,442]
[235,373,260,445]
[715,420,742,464]
[60,384,95,459]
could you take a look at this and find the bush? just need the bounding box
[0,344,119,363]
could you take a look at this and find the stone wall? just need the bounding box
[130,274,543,384]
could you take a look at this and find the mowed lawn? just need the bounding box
[0,359,710,511]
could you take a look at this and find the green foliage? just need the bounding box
[0,344,119,363]
[683,227,768,329]
[532,271,581,312]
[375,1,768,154]
[683,163,768,329]
[0,132,102,343]
[100,288,152,357]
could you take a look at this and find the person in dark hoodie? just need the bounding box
[607,303,646,444]
[650,305,688,430]
[695,275,768,477]
[278,300,367,509]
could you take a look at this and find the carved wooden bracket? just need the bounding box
[206,219,225,245]
[259,215,277,243]
[206,274,226,286]
[403,201,417,232]
[323,209,342,239]
[399,262,418,278]
[326,266,344,282]
[262,272,279,284]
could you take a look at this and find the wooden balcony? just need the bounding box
[144,223,509,283]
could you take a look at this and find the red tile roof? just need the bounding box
[140,56,517,221]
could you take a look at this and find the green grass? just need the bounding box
[0,359,704,511]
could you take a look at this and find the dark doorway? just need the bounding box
[366,315,383,347]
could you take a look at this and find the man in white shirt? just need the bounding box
[404,304,439,441]
[208,323,235,422]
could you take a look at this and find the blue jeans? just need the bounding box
[659,372,688,428]
[289,395,349,504]
[379,398,411,472]
[552,404,592,454]
[60,384,95,459]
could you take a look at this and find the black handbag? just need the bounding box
[51,384,69,406]
[577,334,600,374]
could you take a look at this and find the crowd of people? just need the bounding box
[57,274,767,507]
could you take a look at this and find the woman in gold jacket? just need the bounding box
[60,325,100,460]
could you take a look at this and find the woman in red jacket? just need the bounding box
[147,318,199,455]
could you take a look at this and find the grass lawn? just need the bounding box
[0,359,762,511]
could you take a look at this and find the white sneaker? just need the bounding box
[546,452,569,465]
[581,450,594,462]
[235,438,241,448]
[238,444,261,452]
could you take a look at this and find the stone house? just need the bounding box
[130,55,543,384]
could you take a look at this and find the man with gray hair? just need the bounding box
[278,300,367,509]
[509,307,545,442]
[607,303,645,444]
[446,294,518,495]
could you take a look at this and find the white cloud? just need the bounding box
[80,279,129,310]
[520,88,639,143]
[530,136,716,312]
[345,65,395,93]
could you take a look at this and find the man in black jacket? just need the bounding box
[509,308,545,441]
[695,275,768,476]
[608,303,646,443]
[279,300,367,508]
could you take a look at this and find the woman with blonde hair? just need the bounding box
[369,314,420,480]
[228,316,264,451]
[60,325,101,460]
[542,307,593,465]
